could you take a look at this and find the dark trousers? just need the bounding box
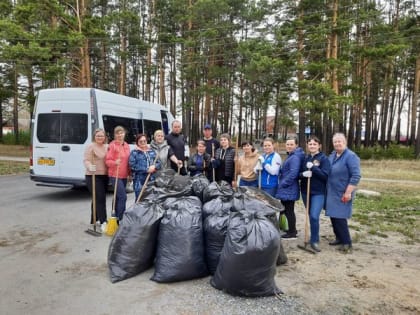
[86,175,108,224]
[281,200,297,234]
[109,177,127,220]
[330,217,352,245]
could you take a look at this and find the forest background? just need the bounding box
[1,0,420,156]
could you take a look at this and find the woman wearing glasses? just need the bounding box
[129,133,161,201]
[83,128,108,232]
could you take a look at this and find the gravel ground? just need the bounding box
[1,175,315,315]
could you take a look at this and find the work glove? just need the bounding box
[302,170,312,178]
[89,164,97,172]
[148,165,157,173]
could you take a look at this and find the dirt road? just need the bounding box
[0,174,419,315]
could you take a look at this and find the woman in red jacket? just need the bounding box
[106,126,131,221]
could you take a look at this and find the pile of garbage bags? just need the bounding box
[108,170,287,297]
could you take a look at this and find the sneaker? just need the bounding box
[310,242,321,252]
[337,244,352,253]
[101,222,107,233]
[328,239,342,246]
[281,232,297,240]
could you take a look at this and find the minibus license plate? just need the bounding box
[37,157,55,166]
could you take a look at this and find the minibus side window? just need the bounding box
[102,115,142,144]
[143,120,162,142]
[160,111,169,135]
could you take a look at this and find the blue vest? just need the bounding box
[261,152,279,189]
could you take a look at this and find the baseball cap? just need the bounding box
[204,124,212,129]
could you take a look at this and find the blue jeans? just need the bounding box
[302,193,325,244]
[109,177,127,220]
[239,178,258,187]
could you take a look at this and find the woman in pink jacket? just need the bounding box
[83,128,108,231]
[106,126,131,221]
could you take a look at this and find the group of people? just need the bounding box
[188,131,361,254]
[84,122,361,255]
[233,133,361,254]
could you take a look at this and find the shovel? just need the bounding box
[212,143,216,182]
[297,162,316,254]
[85,170,102,237]
[85,151,101,237]
[135,155,159,203]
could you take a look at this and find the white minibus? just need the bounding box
[30,88,174,188]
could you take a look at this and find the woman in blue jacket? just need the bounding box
[325,133,361,253]
[300,136,331,252]
[129,134,161,201]
[276,136,304,239]
[258,137,282,196]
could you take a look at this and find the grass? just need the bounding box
[0,144,29,157]
[0,161,29,176]
[361,159,420,181]
[354,160,420,243]
[0,144,30,175]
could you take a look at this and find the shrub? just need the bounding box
[354,144,415,160]
[1,130,31,146]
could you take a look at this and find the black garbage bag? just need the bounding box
[232,187,287,265]
[203,208,230,274]
[143,172,193,201]
[151,196,208,283]
[202,181,234,203]
[202,196,233,219]
[108,200,164,283]
[168,173,193,194]
[191,175,210,202]
[153,168,176,187]
[233,186,284,213]
[211,210,282,297]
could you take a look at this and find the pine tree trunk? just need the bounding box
[119,34,127,95]
[414,54,420,157]
[330,0,340,134]
[13,65,19,144]
[297,5,305,147]
[159,45,166,106]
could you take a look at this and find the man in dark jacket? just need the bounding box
[203,124,220,155]
[165,120,187,175]
[202,124,219,182]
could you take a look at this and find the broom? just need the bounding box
[85,151,102,236]
[105,145,121,236]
